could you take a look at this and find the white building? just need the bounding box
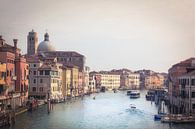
[89,75,96,92]
[128,73,140,89]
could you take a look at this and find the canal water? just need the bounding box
[3,90,195,129]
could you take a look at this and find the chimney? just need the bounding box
[13,39,18,48]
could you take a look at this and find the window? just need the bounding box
[191,79,195,86]
[34,64,36,67]
[40,70,43,75]
[193,104,195,109]
[0,85,3,94]
[192,92,195,98]
[39,87,43,92]
[33,79,36,83]
[40,79,43,83]
[45,70,50,75]
[32,87,36,92]
[7,70,9,77]
[33,71,36,75]
[21,84,23,92]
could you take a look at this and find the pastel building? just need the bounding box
[128,73,140,89]
[89,75,96,92]
[28,57,63,100]
[145,74,164,89]
[84,66,90,93]
[61,66,71,98]
[0,36,29,108]
[61,65,80,98]
[71,66,79,97]
[100,72,120,90]
[0,62,6,98]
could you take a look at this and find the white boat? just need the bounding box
[129,90,140,98]
[127,90,132,96]
[129,104,136,109]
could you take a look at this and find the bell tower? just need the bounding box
[27,29,38,55]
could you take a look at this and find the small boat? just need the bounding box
[93,96,96,100]
[113,88,118,93]
[145,90,155,101]
[154,113,166,121]
[129,104,136,109]
[127,90,132,96]
[100,86,106,92]
[129,90,140,98]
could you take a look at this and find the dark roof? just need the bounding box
[43,51,84,57]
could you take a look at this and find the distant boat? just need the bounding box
[113,88,118,93]
[129,90,140,99]
[154,100,166,121]
[93,96,96,100]
[154,113,166,121]
[129,104,136,109]
[145,90,155,101]
[100,86,106,92]
[127,90,132,96]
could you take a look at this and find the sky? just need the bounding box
[0,0,195,73]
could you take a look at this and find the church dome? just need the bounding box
[37,33,55,53]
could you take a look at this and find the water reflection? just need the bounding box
[3,90,195,129]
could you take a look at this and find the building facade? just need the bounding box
[61,67,71,98]
[128,73,140,89]
[0,36,29,109]
[100,73,120,90]
[28,57,63,101]
[84,66,90,93]
[0,62,6,100]
[168,58,195,114]
[42,51,85,72]
[179,71,195,115]
[145,73,164,89]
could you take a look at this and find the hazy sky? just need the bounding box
[0,0,195,72]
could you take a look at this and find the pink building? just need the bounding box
[0,36,29,108]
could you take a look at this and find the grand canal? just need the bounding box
[3,90,195,129]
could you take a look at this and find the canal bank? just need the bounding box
[2,90,195,129]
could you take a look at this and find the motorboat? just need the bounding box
[154,112,166,121]
[129,104,136,109]
[145,90,155,101]
[129,90,140,98]
[127,90,132,96]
